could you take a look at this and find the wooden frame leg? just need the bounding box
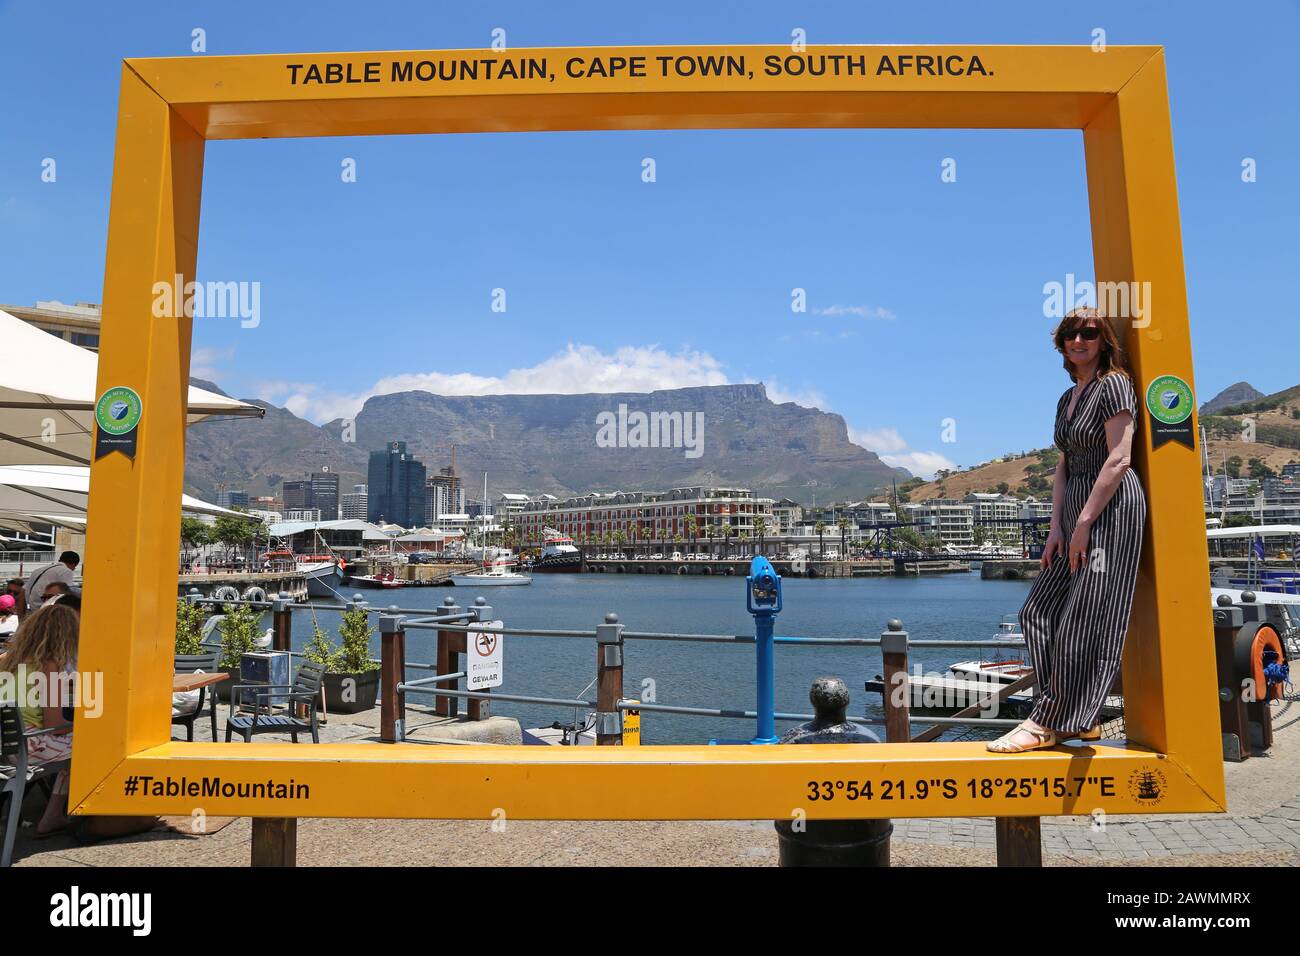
[251,817,297,867]
[995,816,1042,867]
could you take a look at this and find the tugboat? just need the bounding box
[530,529,583,573]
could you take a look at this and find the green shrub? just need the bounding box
[302,607,379,674]
[217,602,262,670]
[175,599,206,655]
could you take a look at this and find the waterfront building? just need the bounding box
[340,484,368,520]
[516,486,775,548]
[964,492,1024,534]
[2,299,102,351]
[367,441,427,528]
[902,499,975,548]
[426,468,464,521]
[495,493,530,528]
[215,489,249,510]
[282,508,324,522]
[1019,497,1054,520]
[770,498,803,534]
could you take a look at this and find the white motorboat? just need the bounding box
[450,557,531,587]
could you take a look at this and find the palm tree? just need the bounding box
[754,515,767,556]
[685,515,698,554]
[703,524,715,558]
[738,529,750,556]
[721,523,734,558]
[837,517,850,558]
[815,520,826,559]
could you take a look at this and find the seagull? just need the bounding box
[255,627,274,650]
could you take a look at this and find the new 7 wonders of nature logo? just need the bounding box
[94,386,142,436]
[1145,375,1194,426]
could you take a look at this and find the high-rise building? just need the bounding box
[367,442,427,527]
[309,469,340,521]
[341,484,368,521]
[282,470,341,520]
[282,480,309,512]
[426,467,464,521]
[215,489,249,510]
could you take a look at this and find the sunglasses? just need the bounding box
[1062,327,1102,342]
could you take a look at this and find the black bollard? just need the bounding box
[774,677,893,866]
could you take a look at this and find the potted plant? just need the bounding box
[303,606,380,714]
[214,602,262,702]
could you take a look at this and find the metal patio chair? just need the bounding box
[172,651,221,741]
[225,660,325,743]
[0,704,72,867]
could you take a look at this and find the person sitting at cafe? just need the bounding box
[39,581,72,608]
[5,579,27,622]
[0,595,18,640]
[0,603,79,835]
[23,551,79,614]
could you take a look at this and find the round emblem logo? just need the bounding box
[1127,766,1167,806]
[95,386,142,436]
[1145,375,1193,426]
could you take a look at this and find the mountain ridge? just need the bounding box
[183,381,909,505]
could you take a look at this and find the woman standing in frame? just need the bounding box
[988,307,1147,752]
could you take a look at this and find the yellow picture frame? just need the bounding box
[73,44,1224,821]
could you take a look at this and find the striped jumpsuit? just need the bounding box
[1019,373,1146,735]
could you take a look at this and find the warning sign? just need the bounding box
[467,621,503,690]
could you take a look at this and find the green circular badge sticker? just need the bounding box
[1145,375,1194,426]
[95,386,143,436]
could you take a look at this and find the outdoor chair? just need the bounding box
[0,704,71,867]
[172,651,221,741]
[225,660,324,743]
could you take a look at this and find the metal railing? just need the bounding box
[183,588,1057,745]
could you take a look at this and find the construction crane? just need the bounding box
[429,443,457,475]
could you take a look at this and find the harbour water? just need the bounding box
[292,570,1034,744]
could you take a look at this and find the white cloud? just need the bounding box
[847,426,955,480]
[881,449,958,478]
[765,382,826,409]
[814,304,896,321]
[848,426,907,454]
[191,345,235,381]
[253,344,731,424]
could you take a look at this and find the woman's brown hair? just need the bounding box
[1052,306,1130,382]
[0,603,79,673]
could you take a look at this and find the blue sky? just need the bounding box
[3,0,1297,478]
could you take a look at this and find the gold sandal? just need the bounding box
[986,721,1057,753]
[1059,724,1102,743]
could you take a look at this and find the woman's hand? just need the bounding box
[1068,520,1093,572]
[1042,527,1065,568]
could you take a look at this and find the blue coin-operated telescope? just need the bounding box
[711,556,783,745]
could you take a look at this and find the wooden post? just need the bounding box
[995,817,1042,867]
[271,592,292,652]
[251,818,297,867]
[379,612,405,743]
[879,619,910,743]
[595,613,624,745]
[436,597,460,718]
[466,598,493,721]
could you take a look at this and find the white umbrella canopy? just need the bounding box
[0,465,254,525]
[0,308,263,466]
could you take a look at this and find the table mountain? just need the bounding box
[184,381,908,505]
